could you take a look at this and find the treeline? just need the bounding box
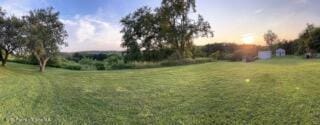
[120,24,320,63]
[120,0,320,63]
[0,7,67,72]
[1,0,320,72]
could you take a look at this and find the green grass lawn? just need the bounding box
[1,57,320,124]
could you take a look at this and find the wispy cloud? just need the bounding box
[254,9,264,14]
[0,0,123,52]
[0,0,49,16]
[293,0,308,4]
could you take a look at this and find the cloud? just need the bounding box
[293,0,308,4]
[0,0,49,16]
[254,9,264,14]
[0,0,124,52]
[61,16,123,52]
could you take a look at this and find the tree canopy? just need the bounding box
[120,0,213,61]
[264,30,278,50]
[296,24,320,54]
[0,9,26,66]
[24,7,68,72]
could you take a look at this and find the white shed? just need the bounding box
[258,51,272,60]
[276,48,286,57]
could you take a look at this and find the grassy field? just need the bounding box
[1,57,320,124]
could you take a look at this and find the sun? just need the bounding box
[241,34,255,44]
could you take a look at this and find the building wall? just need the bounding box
[258,51,272,60]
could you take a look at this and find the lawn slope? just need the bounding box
[1,57,320,124]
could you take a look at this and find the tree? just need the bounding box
[0,8,4,63]
[297,24,320,54]
[24,7,67,72]
[264,30,278,51]
[0,50,3,62]
[120,0,213,61]
[0,16,26,66]
[120,6,159,62]
[274,39,297,55]
[158,0,213,59]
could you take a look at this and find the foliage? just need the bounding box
[202,43,238,57]
[209,51,221,60]
[78,57,96,65]
[0,11,26,66]
[95,62,106,70]
[120,6,156,62]
[142,48,174,61]
[60,63,81,70]
[273,39,298,55]
[24,7,67,72]
[110,62,135,69]
[120,0,213,61]
[160,58,213,66]
[70,52,109,62]
[264,30,278,50]
[296,24,320,54]
[201,43,260,61]
[191,46,206,58]
[10,55,82,70]
[158,0,213,58]
[76,58,98,70]
[129,61,160,69]
[105,54,123,66]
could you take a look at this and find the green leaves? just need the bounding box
[25,7,67,57]
[0,8,27,66]
[121,0,213,61]
[23,7,68,72]
[264,30,278,49]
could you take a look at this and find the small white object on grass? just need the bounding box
[245,79,250,83]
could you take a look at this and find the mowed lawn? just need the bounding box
[1,57,320,124]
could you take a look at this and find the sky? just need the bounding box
[0,0,320,52]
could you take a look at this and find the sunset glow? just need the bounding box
[241,34,255,44]
[1,0,319,51]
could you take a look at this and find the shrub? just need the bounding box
[160,58,213,66]
[79,58,96,65]
[209,51,221,60]
[230,50,244,61]
[9,58,36,65]
[221,53,234,60]
[130,61,160,69]
[105,54,123,66]
[110,63,135,70]
[63,64,82,70]
[95,62,106,70]
[78,58,98,70]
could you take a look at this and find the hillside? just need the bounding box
[1,57,320,124]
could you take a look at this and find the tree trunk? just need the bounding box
[0,50,3,61]
[39,58,49,72]
[39,65,45,72]
[1,51,9,67]
[176,49,184,60]
[34,53,49,72]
